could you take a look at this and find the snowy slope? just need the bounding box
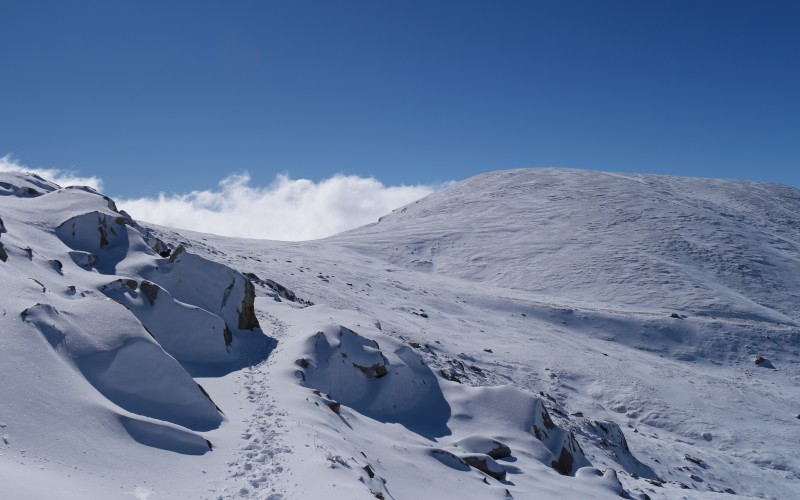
[2,168,799,500]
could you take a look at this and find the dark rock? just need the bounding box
[139,280,160,305]
[454,436,512,459]
[297,358,310,368]
[462,454,506,480]
[223,325,233,349]
[484,348,493,353]
[324,399,341,414]
[363,464,375,478]
[683,454,703,466]
[440,369,462,383]
[168,245,186,263]
[551,447,574,475]
[237,279,260,330]
[355,362,389,378]
[49,259,63,273]
[0,241,7,262]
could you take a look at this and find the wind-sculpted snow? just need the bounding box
[3,168,800,499]
[333,168,800,324]
[144,245,262,334]
[0,170,277,498]
[22,302,223,431]
[0,171,59,197]
[101,279,234,367]
[297,324,451,438]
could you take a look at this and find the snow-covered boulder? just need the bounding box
[21,300,223,431]
[453,435,512,459]
[448,384,590,476]
[297,325,450,437]
[101,278,235,366]
[145,245,261,333]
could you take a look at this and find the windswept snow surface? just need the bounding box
[2,168,800,499]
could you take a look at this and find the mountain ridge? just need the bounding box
[1,167,798,499]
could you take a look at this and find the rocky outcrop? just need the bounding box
[238,279,259,330]
[454,435,512,459]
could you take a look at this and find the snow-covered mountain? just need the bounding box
[1,168,798,499]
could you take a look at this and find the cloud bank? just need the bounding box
[119,173,435,241]
[1,155,436,240]
[0,155,104,192]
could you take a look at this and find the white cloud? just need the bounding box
[119,172,435,241]
[1,155,437,240]
[0,155,104,191]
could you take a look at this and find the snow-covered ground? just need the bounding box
[1,168,798,499]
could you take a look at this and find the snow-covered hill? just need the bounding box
[2,168,798,499]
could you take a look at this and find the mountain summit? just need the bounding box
[1,168,798,499]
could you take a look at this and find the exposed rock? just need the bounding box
[168,244,186,264]
[551,446,575,475]
[0,241,7,262]
[592,420,630,452]
[461,453,507,480]
[683,454,705,467]
[363,464,375,478]
[454,435,512,459]
[69,250,99,269]
[355,362,389,379]
[223,325,233,348]
[0,216,6,233]
[139,280,160,305]
[324,399,341,414]
[49,259,63,273]
[237,279,259,330]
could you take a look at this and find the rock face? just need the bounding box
[146,245,261,336]
[238,279,259,330]
[460,453,507,480]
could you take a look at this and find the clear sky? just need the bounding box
[1,0,799,199]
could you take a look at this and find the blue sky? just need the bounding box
[1,0,798,198]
